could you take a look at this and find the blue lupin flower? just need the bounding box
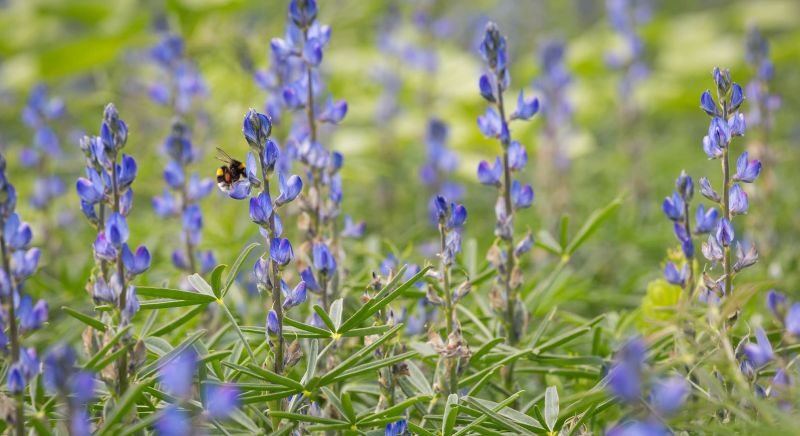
[7,364,25,393]
[121,244,151,276]
[694,204,718,234]
[478,74,495,102]
[729,112,746,137]
[510,181,534,209]
[743,328,773,367]
[312,242,336,276]
[701,234,724,262]
[507,141,528,171]
[282,281,307,309]
[245,152,262,187]
[93,232,117,261]
[318,95,348,124]
[204,384,241,419]
[447,203,467,229]
[152,189,177,218]
[157,407,192,436]
[300,267,320,292]
[116,155,137,189]
[249,192,273,226]
[163,161,184,189]
[661,192,684,221]
[700,90,717,116]
[385,419,408,436]
[158,350,197,399]
[650,376,688,416]
[607,337,646,403]
[728,184,749,215]
[341,214,365,238]
[12,248,41,280]
[228,180,252,200]
[510,89,539,121]
[263,140,280,175]
[477,157,502,186]
[76,171,105,205]
[105,213,129,247]
[270,238,294,267]
[663,262,686,286]
[477,107,503,138]
[785,304,800,336]
[699,177,720,203]
[266,309,280,334]
[734,151,761,183]
[275,173,302,206]
[4,213,32,250]
[715,218,734,247]
[289,0,317,28]
[16,295,48,332]
[766,290,787,321]
[243,108,272,149]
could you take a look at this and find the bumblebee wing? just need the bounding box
[215,147,234,164]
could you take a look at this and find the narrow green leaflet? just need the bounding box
[545,386,559,431]
[96,382,150,435]
[338,266,429,333]
[187,273,215,297]
[565,197,621,255]
[137,286,217,303]
[62,306,106,331]
[222,242,259,297]
[442,394,460,436]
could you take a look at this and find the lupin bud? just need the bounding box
[712,67,732,96]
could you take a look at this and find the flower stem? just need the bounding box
[179,167,197,273]
[110,161,130,397]
[721,103,732,297]
[682,202,694,295]
[258,158,285,375]
[0,236,25,436]
[439,224,457,394]
[495,78,519,345]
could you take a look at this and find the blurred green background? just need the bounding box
[0,0,798,333]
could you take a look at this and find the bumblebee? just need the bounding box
[215,147,247,192]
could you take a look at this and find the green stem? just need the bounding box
[439,224,457,394]
[721,103,732,297]
[111,160,129,397]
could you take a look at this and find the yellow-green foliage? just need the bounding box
[640,278,683,328]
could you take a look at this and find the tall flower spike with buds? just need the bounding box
[661,171,718,295]
[697,68,758,302]
[221,109,304,376]
[270,0,362,309]
[76,104,150,396]
[20,84,67,224]
[1,152,48,435]
[147,31,208,114]
[428,195,470,395]
[476,22,538,345]
[152,119,215,276]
